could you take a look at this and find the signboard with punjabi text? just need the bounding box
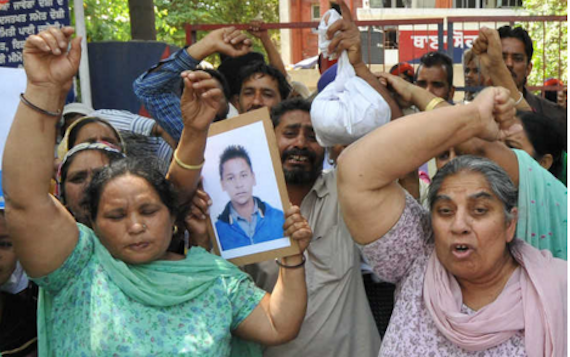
[399,29,479,63]
[0,0,70,68]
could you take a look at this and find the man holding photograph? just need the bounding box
[216,145,285,250]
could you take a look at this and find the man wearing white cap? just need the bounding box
[60,102,94,134]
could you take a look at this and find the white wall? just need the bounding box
[279,0,292,66]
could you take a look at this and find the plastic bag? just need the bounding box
[311,10,391,147]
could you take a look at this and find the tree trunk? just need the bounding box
[128,0,157,40]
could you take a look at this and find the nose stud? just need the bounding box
[142,224,147,230]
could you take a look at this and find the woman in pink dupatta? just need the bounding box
[337,86,566,356]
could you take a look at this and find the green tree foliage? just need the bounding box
[520,0,567,86]
[72,0,131,42]
[70,0,279,64]
[73,0,280,63]
[154,0,280,64]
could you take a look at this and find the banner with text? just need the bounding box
[399,30,479,64]
[0,0,70,68]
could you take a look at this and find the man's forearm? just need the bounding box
[134,49,200,96]
[487,62,531,111]
[133,49,202,142]
[261,35,288,77]
[409,85,450,111]
[186,39,216,62]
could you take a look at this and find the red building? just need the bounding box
[289,0,362,63]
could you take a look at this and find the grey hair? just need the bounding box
[428,155,518,223]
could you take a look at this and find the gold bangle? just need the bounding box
[173,150,204,170]
[425,97,446,112]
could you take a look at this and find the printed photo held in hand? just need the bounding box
[202,108,298,265]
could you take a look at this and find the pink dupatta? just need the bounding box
[423,240,566,356]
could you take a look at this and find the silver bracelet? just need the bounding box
[514,91,524,106]
[20,93,61,117]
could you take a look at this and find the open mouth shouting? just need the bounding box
[452,244,473,259]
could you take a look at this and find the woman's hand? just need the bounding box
[23,26,81,91]
[472,86,521,142]
[180,70,223,132]
[283,205,311,254]
[184,188,212,250]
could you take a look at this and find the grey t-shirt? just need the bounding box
[244,170,381,357]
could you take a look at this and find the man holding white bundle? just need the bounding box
[310,4,401,147]
[243,3,393,357]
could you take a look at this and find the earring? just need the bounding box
[173,225,179,235]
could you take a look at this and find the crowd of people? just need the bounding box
[1,1,567,356]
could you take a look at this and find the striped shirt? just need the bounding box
[132,48,199,142]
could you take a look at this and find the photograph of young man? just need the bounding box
[215,145,285,250]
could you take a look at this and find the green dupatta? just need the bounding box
[37,224,262,356]
[514,149,567,260]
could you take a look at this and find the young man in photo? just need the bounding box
[215,145,285,250]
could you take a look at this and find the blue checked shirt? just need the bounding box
[133,48,200,142]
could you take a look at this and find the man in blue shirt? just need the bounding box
[133,27,290,143]
[215,145,285,250]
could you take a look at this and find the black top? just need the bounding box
[0,284,38,357]
[524,88,567,137]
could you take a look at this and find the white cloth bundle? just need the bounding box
[311,10,391,147]
[317,9,342,60]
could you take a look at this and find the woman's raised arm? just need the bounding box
[2,27,81,277]
[377,71,521,187]
[234,206,310,345]
[166,70,223,204]
[337,87,518,245]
